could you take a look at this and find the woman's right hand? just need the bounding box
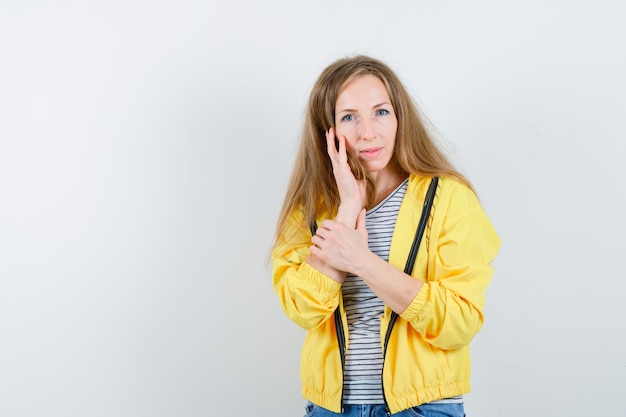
[326,128,366,227]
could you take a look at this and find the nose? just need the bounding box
[359,116,375,141]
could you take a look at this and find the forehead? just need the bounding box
[336,74,391,107]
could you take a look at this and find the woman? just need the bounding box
[271,55,500,417]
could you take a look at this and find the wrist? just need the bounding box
[351,251,376,278]
[336,203,362,227]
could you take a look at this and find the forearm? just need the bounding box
[353,252,423,314]
[356,254,487,348]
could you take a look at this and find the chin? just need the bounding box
[364,163,386,174]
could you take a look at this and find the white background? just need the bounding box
[1,1,625,416]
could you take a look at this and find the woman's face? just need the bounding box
[334,74,398,178]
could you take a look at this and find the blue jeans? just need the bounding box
[303,402,465,417]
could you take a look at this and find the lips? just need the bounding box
[360,147,383,158]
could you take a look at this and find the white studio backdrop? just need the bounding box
[1,1,624,416]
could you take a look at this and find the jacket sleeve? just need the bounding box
[399,182,501,350]
[272,212,342,330]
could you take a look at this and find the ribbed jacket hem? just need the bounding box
[302,381,471,415]
[385,381,471,414]
[303,386,343,413]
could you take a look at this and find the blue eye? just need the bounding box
[376,109,389,116]
[341,114,355,122]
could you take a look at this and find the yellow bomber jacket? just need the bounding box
[272,175,500,414]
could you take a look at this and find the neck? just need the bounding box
[373,169,407,205]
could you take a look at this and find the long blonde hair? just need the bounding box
[273,55,470,246]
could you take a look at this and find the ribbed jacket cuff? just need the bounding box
[300,261,342,299]
[400,283,430,322]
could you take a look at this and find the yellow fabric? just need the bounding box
[272,176,500,414]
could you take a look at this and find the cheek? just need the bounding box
[382,118,398,133]
[385,124,398,143]
[334,124,347,137]
[335,127,357,146]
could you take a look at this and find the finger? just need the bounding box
[326,128,338,158]
[309,244,321,257]
[336,134,348,162]
[311,234,324,247]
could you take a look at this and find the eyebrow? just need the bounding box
[336,102,392,114]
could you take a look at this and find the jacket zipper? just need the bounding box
[334,308,346,413]
[381,311,398,416]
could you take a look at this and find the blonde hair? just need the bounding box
[273,55,471,246]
